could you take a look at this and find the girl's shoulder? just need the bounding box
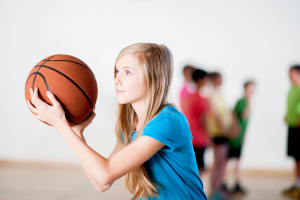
[147,105,190,133]
[155,105,186,122]
[142,105,192,152]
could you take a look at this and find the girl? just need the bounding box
[26,43,208,200]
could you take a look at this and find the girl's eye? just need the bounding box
[126,70,131,75]
[115,69,119,74]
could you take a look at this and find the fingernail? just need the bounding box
[47,91,52,95]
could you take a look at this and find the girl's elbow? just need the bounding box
[95,164,114,191]
[97,173,112,186]
[96,173,113,189]
[96,184,110,192]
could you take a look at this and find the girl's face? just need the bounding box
[115,54,146,104]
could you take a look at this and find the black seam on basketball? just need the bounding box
[32,55,57,89]
[29,72,51,91]
[32,65,44,89]
[65,115,79,124]
[28,72,80,125]
[26,72,48,87]
[47,54,60,60]
[26,73,35,84]
[27,55,87,125]
[36,65,94,110]
[41,59,95,78]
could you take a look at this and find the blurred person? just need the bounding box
[222,81,256,196]
[206,72,232,200]
[26,43,208,200]
[180,65,196,111]
[182,69,210,176]
[282,65,300,198]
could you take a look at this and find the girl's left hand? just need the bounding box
[71,111,96,136]
[26,87,67,128]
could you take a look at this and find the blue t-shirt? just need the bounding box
[121,105,207,200]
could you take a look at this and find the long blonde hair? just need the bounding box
[114,43,174,200]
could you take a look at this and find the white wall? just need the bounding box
[1,0,300,170]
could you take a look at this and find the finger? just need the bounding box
[29,88,35,106]
[31,113,49,124]
[27,100,38,114]
[88,111,96,121]
[32,113,45,122]
[30,87,39,106]
[80,111,96,127]
[32,87,47,108]
[32,113,42,120]
[46,91,60,106]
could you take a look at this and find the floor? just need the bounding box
[0,163,295,200]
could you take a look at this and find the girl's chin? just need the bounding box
[116,99,131,105]
[117,97,142,105]
[117,102,128,105]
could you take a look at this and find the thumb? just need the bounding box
[46,91,59,106]
[86,111,96,123]
[82,111,96,125]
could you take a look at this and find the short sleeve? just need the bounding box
[141,112,189,152]
[234,100,245,119]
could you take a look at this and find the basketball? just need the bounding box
[25,54,98,126]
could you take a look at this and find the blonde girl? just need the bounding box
[26,43,208,200]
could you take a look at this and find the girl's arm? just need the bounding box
[72,129,123,191]
[56,121,164,191]
[103,142,124,189]
[27,88,164,192]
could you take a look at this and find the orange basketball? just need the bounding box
[25,54,98,126]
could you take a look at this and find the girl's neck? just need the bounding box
[131,98,146,132]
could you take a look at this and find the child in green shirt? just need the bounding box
[222,81,255,195]
[282,65,300,198]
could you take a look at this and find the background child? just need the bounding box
[206,72,232,200]
[182,69,210,176]
[223,80,256,195]
[282,65,300,198]
[180,65,196,112]
[26,43,208,200]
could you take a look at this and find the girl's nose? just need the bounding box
[115,75,122,85]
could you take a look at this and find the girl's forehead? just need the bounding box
[116,54,139,69]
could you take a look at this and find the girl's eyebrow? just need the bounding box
[116,66,134,70]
